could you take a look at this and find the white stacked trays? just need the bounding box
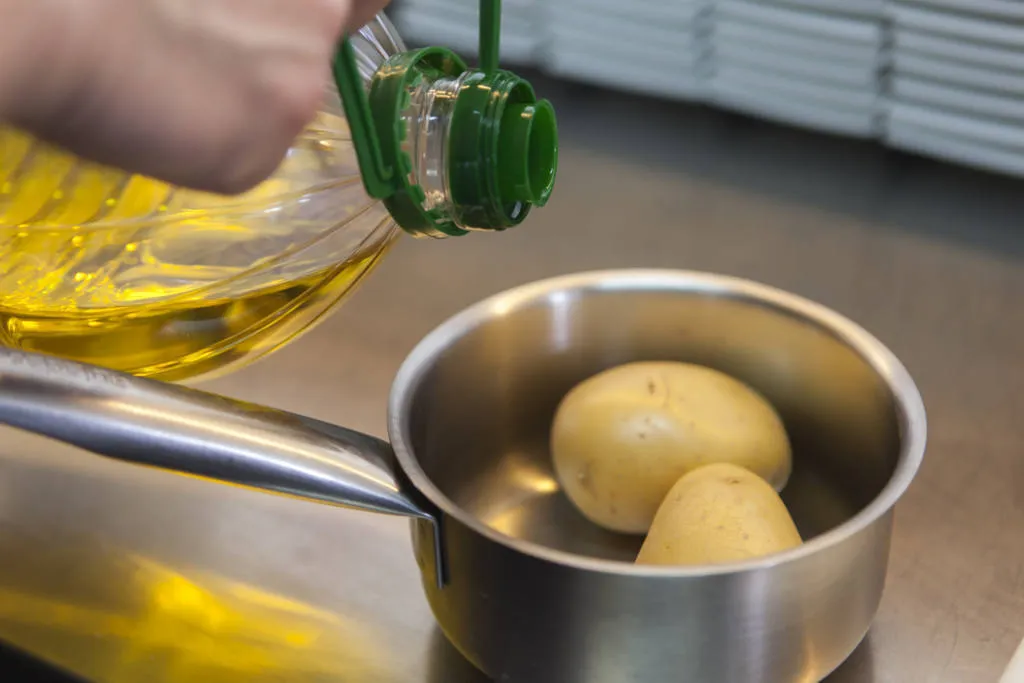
[887,1,1024,178]
[541,0,709,101]
[709,0,885,138]
[391,0,1024,181]
[391,0,543,65]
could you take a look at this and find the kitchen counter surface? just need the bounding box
[0,77,1022,683]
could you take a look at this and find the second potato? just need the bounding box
[551,361,792,534]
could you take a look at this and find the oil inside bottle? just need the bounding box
[0,112,397,382]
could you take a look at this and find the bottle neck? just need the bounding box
[350,45,557,238]
[399,73,466,233]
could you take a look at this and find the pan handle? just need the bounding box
[0,348,448,585]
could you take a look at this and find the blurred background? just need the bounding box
[0,2,1022,682]
[392,0,1024,178]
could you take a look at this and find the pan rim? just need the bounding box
[388,268,928,578]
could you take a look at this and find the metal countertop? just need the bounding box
[0,77,1022,682]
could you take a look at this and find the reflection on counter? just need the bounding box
[0,527,394,682]
[427,627,490,683]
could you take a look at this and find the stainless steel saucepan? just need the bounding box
[0,270,927,683]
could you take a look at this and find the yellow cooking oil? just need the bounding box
[0,116,398,382]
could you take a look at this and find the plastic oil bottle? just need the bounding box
[0,3,557,382]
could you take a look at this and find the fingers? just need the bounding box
[1,0,395,196]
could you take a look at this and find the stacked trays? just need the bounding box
[390,0,543,65]
[886,1,1024,178]
[392,0,1024,181]
[541,0,709,102]
[708,0,886,138]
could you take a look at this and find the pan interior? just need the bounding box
[402,284,903,561]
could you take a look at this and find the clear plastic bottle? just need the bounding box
[0,5,557,382]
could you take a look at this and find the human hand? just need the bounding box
[2,0,391,194]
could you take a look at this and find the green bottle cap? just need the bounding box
[332,1,558,238]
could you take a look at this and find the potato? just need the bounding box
[550,361,791,533]
[636,463,802,566]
